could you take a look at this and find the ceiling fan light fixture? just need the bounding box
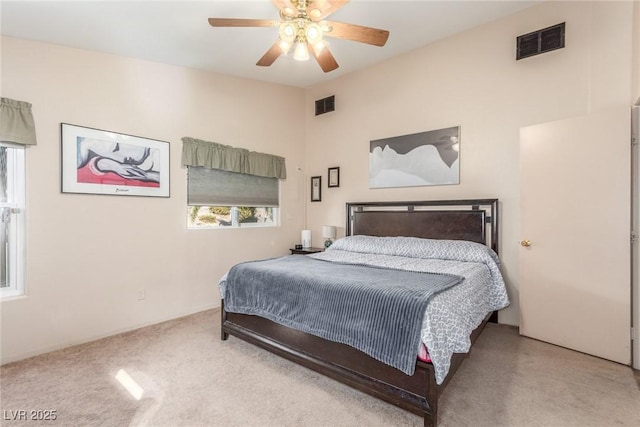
[282,6,296,17]
[309,0,329,17]
[319,20,331,32]
[279,40,292,54]
[293,42,310,61]
[312,40,326,53]
[279,22,296,43]
[305,23,323,42]
[309,8,322,19]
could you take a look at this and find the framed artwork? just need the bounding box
[369,126,460,188]
[328,167,340,188]
[61,123,170,197]
[310,176,322,202]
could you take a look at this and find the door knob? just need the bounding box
[520,240,531,247]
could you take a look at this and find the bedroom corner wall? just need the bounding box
[0,37,305,365]
[303,1,635,326]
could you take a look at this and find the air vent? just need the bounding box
[315,95,335,116]
[517,22,565,60]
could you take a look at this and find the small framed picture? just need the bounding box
[328,167,340,188]
[311,176,322,202]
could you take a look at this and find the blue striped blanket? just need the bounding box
[224,255,463,375]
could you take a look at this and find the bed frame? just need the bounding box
[221,199,499,427]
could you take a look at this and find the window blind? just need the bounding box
[187,166,279,207]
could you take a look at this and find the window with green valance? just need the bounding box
[182,137,285,229]
[0,97,37,146]
[0,97,31,298]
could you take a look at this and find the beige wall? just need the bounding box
[1,0,636,363]
[0,37,305,364]
[303,1,635,325]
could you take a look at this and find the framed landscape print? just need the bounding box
[61,123,170,197]
[369,126,460,188]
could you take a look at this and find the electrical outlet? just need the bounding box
[136,289,145,300]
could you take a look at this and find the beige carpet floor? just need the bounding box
[1,309,639,427]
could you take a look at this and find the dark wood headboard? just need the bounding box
[346,199,499,254]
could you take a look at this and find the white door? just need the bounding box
[519,108,631,365]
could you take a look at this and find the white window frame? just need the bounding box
[187,205,280,230]
[0,143,26,299]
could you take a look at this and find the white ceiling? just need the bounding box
[1,0,540,88]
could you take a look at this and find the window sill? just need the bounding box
[0,293,27,302]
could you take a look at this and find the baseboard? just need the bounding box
[0,303,219,366]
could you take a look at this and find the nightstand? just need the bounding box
[289,247,324,255]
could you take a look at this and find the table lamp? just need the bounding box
[322,225,336,248]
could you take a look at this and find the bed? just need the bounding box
[220,199,507,427]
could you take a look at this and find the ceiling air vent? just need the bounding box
[517,22,565,60]
[315,95,335,116]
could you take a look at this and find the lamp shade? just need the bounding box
[293,42,310,61]
[301,230,312,248]
[322,225,336,239]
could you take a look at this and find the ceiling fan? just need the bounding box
[208,0,390,73]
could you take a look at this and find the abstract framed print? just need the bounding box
[369,126,460,188]
[61,123,170,197]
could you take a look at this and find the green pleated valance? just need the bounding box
[0,97,37,146]
[181,137,286,179]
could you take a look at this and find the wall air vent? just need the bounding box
[315,95,335,116]
[517,22,565,60]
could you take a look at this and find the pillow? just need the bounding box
[326,235,508,311]
[328,235,500,266]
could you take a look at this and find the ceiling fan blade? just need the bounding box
[208,18,280,28]
[257,42,284,67]
[271,0,298,17]
[324,21,389,46]
[307,0,349,21]
[309,43,339,73]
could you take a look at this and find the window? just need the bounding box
[181,137,285,229]
[187,167,279,229]
[188,206,277,228]
[0,144,25,298]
